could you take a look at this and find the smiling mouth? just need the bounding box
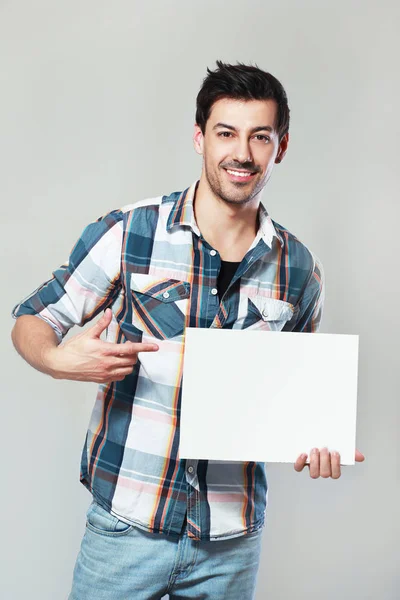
[223,168,257,181]
[226,168,254,176]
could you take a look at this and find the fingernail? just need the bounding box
[312,448,318,454]
[301,454,308,460]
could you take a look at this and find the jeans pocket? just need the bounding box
[86,502,134,537]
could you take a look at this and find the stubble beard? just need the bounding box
[204,159,264,206]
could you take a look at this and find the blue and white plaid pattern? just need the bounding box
[12,181,324,541]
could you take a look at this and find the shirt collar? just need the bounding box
[166,181,201,236]
[166,180,284,249]
[257,201,285,248]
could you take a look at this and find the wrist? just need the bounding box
[41,345,64,378]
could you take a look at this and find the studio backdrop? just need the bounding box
[1,1,399,599]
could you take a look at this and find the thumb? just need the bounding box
[355,449,365,462]
[89,308,113,338]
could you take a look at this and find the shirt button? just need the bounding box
[211,288,218,295]
[163,291,170,299]
[187,466,194,474]
[210,249,217,256]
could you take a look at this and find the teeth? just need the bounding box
[226,169,253,178]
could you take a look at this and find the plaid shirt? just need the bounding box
[12,181,324,541]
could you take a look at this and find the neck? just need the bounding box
[193,173,262,261]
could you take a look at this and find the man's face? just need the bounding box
[194,97,288,205]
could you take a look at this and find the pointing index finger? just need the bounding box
[105,342,159,356]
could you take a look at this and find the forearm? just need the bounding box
[11,315,60,377]
[11,311,158,383]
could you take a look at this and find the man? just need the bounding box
[11,61,364,599]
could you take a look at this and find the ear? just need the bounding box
[275,132,289,164]
[193,124,204,156]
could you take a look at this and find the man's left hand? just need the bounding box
[294,448,365,479]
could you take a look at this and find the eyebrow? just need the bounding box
[212,122,274,133]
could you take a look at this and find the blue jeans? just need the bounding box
[69,501,263,599]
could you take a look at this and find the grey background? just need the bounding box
[1,1,399,598]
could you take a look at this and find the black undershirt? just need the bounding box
[217,260,241,300]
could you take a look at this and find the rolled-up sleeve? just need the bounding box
[11,209,124,341]
[290,254,325,333]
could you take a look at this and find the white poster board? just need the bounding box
[180,329,359,465]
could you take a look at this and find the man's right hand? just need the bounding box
[45,308,159,383]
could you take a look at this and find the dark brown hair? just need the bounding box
[196,60,290,141]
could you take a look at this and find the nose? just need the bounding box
[233,137,253,164]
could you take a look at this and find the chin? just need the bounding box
[206,171,258,205]
[219,193,254,206]
[220,183,258,205]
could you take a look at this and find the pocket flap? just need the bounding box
[130,274,190,303]
[248,296,294,321]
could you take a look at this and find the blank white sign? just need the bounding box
[180,328,359,465]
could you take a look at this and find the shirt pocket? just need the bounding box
[129,274,191,340]
[243,296,295,331]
